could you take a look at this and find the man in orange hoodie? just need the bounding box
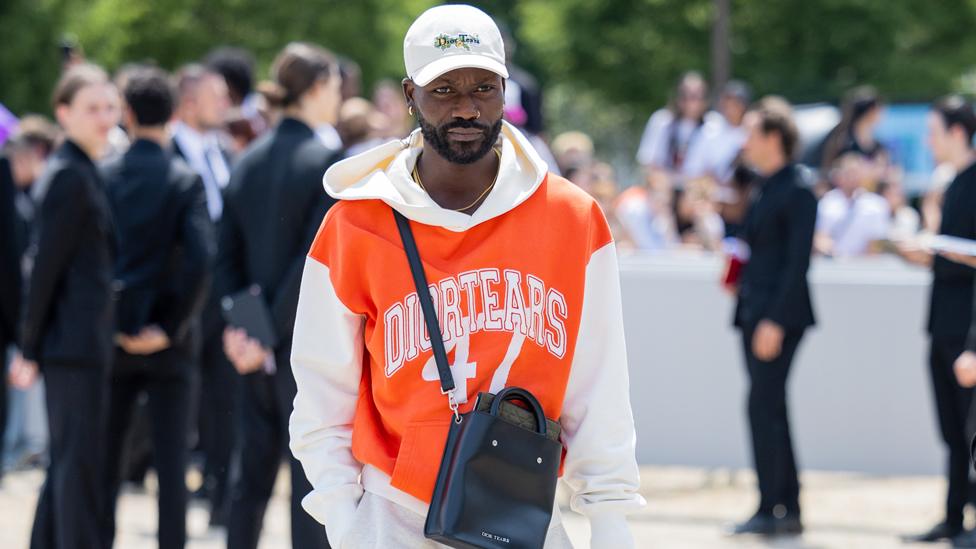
[289,5,645,547]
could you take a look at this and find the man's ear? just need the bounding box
[123,105,137,132]
[402,78,415,110]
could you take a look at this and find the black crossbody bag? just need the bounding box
[392,209,563,549]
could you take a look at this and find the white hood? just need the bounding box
[323,121,548,232]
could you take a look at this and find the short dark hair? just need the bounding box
[751,96,799,158]
[124,67,175,126]
[933,95,976,145]
[205,46,255,105]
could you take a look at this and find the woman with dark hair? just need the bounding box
[820,86,888,169]
[636,71,717,184]
[12,62,120,549]
[217,41,342,549]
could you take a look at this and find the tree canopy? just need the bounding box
[3,0,976,160]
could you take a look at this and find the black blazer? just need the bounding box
[216,117,339,349]
[734,164,817,332]
[0,157,20,345]
[101,139,215,349]
[19,140,116,366]
[932,163,976,341]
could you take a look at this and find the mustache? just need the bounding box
[438,119,491,132]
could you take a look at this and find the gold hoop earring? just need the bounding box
[408,105,415,116]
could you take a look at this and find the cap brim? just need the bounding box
[411,55,509,87]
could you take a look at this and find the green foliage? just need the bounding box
[4,0,976,166]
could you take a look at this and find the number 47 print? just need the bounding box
[421,314,526,404]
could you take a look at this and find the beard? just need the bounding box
[417,112,502,165]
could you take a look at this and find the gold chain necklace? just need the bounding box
[412,147,501,212]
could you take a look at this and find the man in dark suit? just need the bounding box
[901,97,976,546]
[728,96,816,537]
[100,67,215,549]
[170,64,239,523]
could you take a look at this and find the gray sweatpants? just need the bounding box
[340,491,575,548]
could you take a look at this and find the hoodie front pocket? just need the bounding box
[389,418,451,503]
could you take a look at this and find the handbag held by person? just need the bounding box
[392,208,562,549]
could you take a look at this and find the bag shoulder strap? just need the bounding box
[392,208,455,395]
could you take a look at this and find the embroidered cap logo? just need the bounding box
[434,33,481,51]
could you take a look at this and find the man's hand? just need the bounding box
[752,319,785,362]
[223,327,269,375]
[896,241,934,267]
[955,351,976,388]
[9,352,39,390]
[939,251,976,269]
[118,325,171,355]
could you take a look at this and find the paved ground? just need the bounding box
[0,465,965,548]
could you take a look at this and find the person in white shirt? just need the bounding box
[814,152,891,257]
[170,63,235,525]
[684,80,751,188]
[877,178,921,242]
[636,72,722,186]
[171,64,232,221]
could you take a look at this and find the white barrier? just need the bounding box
[620,252,944,475]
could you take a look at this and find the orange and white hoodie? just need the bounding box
[289,121,645,548]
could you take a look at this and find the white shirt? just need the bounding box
[614,188,677,251]
[171,122,231,220]
[635,109,722,179]
[683,116,747,185]
[817,189,891,257]
[316,124,343,152]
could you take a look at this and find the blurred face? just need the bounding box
[882,181,905,209]
[927,112,953,164]
[9,146,47,188]
[405,68,505,165]
[191,74,231,130]
[742,111,772,168]
[677,78,707,121]
[720,95,747,126]
[861,105,883,129]
[56,82,120,158]
[307,72,343,126]
[831,156,866,194]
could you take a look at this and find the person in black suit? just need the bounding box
[170,64,239,523]
[900,97,976,545]
[2,117,59,475]
[727,97,816,537]
[99,67,215,549]
[218,42,341,549]
[12,63,120,549]
[0,156,18,475]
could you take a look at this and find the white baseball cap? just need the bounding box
[404,4,509,87]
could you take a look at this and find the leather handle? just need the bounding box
[490,387,547,437]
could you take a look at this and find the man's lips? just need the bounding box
[446,127,485,142]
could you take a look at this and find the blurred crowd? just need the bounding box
[584,74,930,258]
[0,28,968,549]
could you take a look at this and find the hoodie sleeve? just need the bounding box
[288,222,366,547]
[559,209,646,548]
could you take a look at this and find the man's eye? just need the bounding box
[477,85,495,92]
[433,87,451,94]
